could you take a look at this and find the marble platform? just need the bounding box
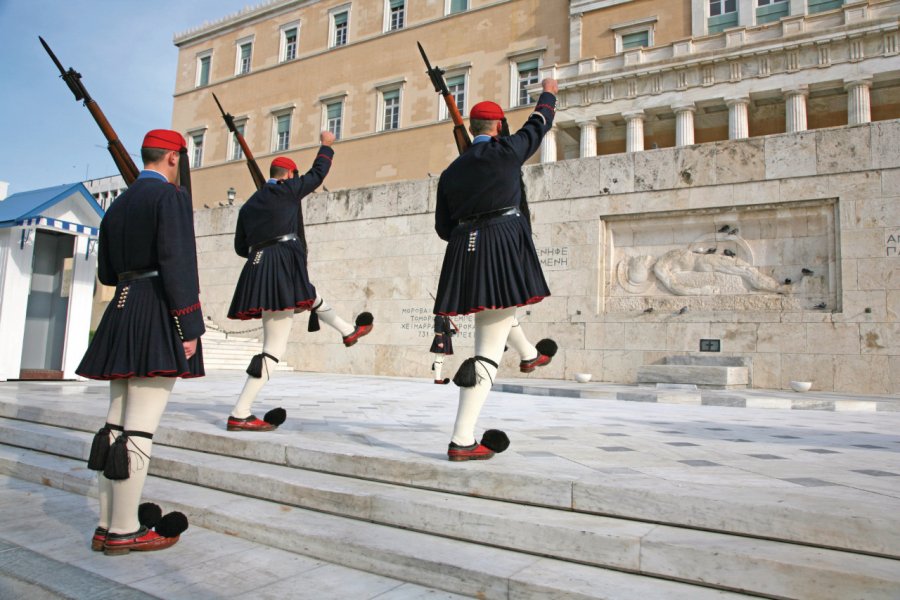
[0,372,898,599]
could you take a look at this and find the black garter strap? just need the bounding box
[474,355,499,369]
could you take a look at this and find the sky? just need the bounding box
[0,0,258,195]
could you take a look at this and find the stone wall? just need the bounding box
[195,118,900,394]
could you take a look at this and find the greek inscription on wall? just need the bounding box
[399,306,473,339]
[536,246,570,271]
[886,232,900,256]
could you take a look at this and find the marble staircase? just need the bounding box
[201,329,293,372]
[0,400,897,599]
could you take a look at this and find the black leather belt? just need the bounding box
[250,233,298,253]
[458,207,519,226]
[118,269,159,282]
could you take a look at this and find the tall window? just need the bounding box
[230,122,246,161]
[709,0,737,16]
[326,101,343,139]
[382,89,400,131]
[448,0,468,14]
[388,0,405,31]
[237,42,252,75]
[708,0,738,33]
[190,132,204,168]
[441,73,466,119]
[516,59,540,107]
[275,114,291,151]
[621,30,650,50]
[756,0,788,24]
[196,53,211,87]
[332,11,348,47]
[281,25,298,62]
[808,0,844,13]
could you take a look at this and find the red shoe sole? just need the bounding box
[104,534,179,556]
[343,324,373,347]
[448,452,495,462]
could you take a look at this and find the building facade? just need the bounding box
[172,0,898,208]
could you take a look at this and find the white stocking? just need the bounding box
[98,379,127,530]
[231,310,294,419]
[506,315,538,361]
[433,354,444,380]
[312,296,354,337]
[108,377,175,534]
[450,307,516,446]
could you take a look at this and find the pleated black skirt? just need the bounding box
[429,334,454,355]
[433,213,550,316]
[228,239,317,320]
[76,278,204,380]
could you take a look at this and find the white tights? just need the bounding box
[450,307,516,446]
[98,376,175,534]
[230,297,353,418]
[432,354,445,380]
[506,316,538,361]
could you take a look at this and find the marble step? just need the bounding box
[1,419,899,600]
[1,401,896,559]
[636,365,749,388]
[0,446,750,600]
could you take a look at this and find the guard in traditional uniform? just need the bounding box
[77,129,200,554]
[433,79,559,461]
[430,315,457,384]
[226,131,373,431]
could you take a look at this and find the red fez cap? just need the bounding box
[142,129,186,151]
[271,156,297,171]
[470,101,505,120]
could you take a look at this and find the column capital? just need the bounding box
[725,96,750,108]
[781,84,809,97]
[576,118,599,128]
[672,103,696,114]
[622,110,645,121]
[844,77,873,91]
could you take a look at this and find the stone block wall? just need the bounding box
[194,118,900,394]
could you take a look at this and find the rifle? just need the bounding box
[417,42,470,155]
[417,42,533,226]
[39,36,140,185]
[212,93,266,190]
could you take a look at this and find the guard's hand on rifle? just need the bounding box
[542,78,558,95]
[320,131,336,147]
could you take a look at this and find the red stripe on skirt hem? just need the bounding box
[232,299,316,320]
[435,294,547,317]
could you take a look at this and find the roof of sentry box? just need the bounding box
[0,182,104,228]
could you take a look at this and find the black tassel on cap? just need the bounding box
[452,358,478,388]
[138,503,162,529]
[481,429,510,453]
[87,426,112,471]
[263,407,287,426]
[308,310,320,332]
[103,435,130,480]
[535,339,558,358]
[155,512,189,538]
[355,312,374,327]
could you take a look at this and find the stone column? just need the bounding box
[623,111,645,153]
[783,85,808,133]
[569,13,583,63]
[845,78,872,125]
[726,97,750,140]
[673,103,696,146]
[578,120,598,158]
[540,125,558,163]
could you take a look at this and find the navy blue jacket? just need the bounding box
[234,146,334,258]
[97,173,206,340]
[435,92,556,241]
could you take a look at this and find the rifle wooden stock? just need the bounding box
[41,36,140,185]
[418,42,471,156]
[213,93,266,190]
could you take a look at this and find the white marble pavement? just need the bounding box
[0,372,898,598]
